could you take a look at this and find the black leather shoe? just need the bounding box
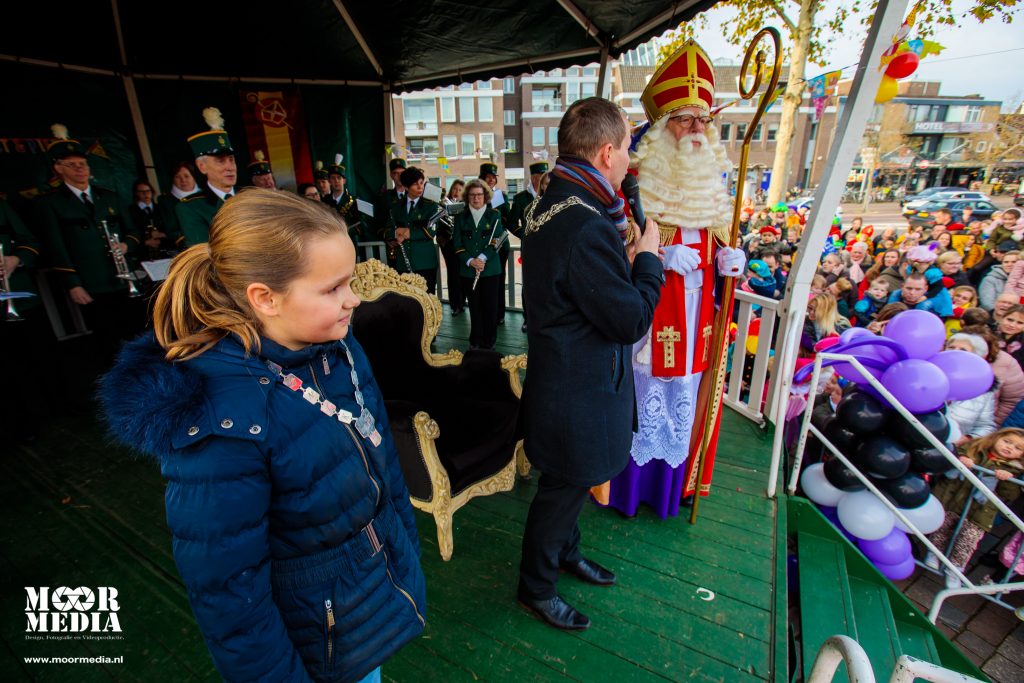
[560,558,616,586]
[518,594,591,630]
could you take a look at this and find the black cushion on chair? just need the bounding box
[352,294,521,498]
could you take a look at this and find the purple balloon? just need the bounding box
[881,359,949,413]
[858,343,902,366]
[857,527,912,565]
[873,553,917,580]
[839,327,876,345]
[884,309,946,359]
[833,358,886,385]
[818,504,839,523]
[928,350,994,401]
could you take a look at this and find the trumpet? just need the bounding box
[0,241,24,322]
[99,219,142,298]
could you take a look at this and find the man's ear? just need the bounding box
[247,283,278,318]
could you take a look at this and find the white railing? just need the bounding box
[726,289,781,425]
[790,351,1024,617]
[807,636,986,683]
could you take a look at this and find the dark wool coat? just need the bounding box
[100,332,425,682]
[520,174,663,486]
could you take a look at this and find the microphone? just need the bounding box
[620,174,646,234]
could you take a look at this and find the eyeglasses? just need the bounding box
[668,114,714,127]
[467,192,485,198]
[59,161,89,170]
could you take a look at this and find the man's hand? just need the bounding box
[69,286,93,305]
[660,245,701,276]
[635,217,660,256]
[117,242,128,255]
[716,247,746,277]
[395,227,411,243]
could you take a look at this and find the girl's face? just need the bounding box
[994,434,1024,461]
[448,182,464,200]
[1000,311,1024,337]
[259,233,360,350]
[823,255,840,271]
[883,251,899,267]
[938,233,951,247]
[1003,254,1019,273]
[1002,212,1017,228]
[952,289,974,307]
[173,167,196,192]
[805,305,816,322]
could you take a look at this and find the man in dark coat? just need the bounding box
[517,97,663,630]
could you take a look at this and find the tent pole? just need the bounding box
[110,0,159,192]
[383,84,396,187]
[597,44,612,100]
[765,0,912,498]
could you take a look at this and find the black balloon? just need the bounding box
[823,417,859,453]
[856,435,911,479]
[836,391,887,433]
[911,445,956,474]
[874,472,931,509]
[887,409,950,449]
[823,456,865,491]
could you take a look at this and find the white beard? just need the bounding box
[632,118,732,231]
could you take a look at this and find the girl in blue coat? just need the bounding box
[101,189,425,682]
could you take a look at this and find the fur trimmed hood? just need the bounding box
[99,333,206,462]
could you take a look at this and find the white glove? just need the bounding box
[716,247,746,277]
[662,244,702,276]
[636,334,652,365]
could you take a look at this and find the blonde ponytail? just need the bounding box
[152,188,348,361]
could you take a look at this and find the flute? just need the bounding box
[472,231,508,291]
[0,242,23,322]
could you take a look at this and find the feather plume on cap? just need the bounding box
[202,107,225,130]
[51,123,69,140]
[334,153,344,165]
[315,160,324,170]
[254,150,265,161]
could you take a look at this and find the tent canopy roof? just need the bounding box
[4,0,715,89]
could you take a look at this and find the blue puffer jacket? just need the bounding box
[100,332,425,682]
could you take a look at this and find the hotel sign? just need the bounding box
[912,121,995,134]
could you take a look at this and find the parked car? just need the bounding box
[900,186,962,207]
[905,199,999,228]
[902,190,990,215]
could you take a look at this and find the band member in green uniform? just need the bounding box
[323,154,364,247]
[479,162,509,324]
[176,108,237,246]
[35,124,144,356]
[248,151,276,189]
[386,166,439,293]
[507,159,549,332]
[313,161,331,198]
[130,179,174,260]
[160,161,199,249]
[453,179,505,349]
[376,158,408,268]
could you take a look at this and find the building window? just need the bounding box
[503,77,516,94]
[459,82,473,90]
[478,97,493,122]
[532,87,561,112]
[809,121,818,141]
[480,133,495,155]
[403,98,437,125]
[507,179,522,195]
[965,106,982,123]
[504,110,516,126]
[976,140,988,153]
[440,97,455,122]
[461,134,475,156]
[549,127,559,146]
[504,138,518,152]
[581,81,597,99]
[718,122,732,141]
[459,98,475,122]
[735,123,748,141]
[531,127,545,147]
[408,138,439,159]
[583,66,598,76]
[442,135,457,157]
[568,67,581,76]
[566,83,581,105]
[767,124,779,142]
[751,123,763,142]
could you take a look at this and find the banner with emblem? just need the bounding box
[238,89,313,191]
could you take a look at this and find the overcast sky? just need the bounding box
[684,0,1022,109]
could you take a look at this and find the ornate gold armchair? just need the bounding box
[351,259,526,560]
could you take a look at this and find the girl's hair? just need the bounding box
[951,285,978,307]
[964,428,1024,462]
[461,177,493,204]
[960,307,990,327]
[830,277,853,294]
[810,273,827,291]
[153,188,349,361]
[1004,208,1021,220]
[1003,304,1024,318]
[873,302,908,323]
[865,249,900,282]
[447,179,465,199]
[808,293,842,335]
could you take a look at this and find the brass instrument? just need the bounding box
[100,219,142,298]
[0,242,24,322]
[690,27,782,525]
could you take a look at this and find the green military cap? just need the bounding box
[248,150,271,176]
[529,161,550,175]
[47,123,88,162]
[314,161,329,180]
[479,162,499,178]
[389,158,407,172]
[188,107,234,158]
[328,153,346,176]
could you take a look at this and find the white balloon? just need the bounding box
[894,494,945,535]
[838,490,896,540]
[801,463,845,507]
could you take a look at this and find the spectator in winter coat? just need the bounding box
[979,249,1019,310]
[960,325,1024,426]
[985,208,1023,251]
[937,251,969,287]
[945,333,998,445]
[968,239,1015,287]
[995,304,1024,371]
[853,279,890,328]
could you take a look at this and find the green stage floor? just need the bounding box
[2,309,785,682]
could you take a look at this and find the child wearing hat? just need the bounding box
[741,259,778,299]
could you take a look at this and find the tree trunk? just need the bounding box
[767,0,819,206]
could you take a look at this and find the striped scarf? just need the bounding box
[552,156,628,240]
